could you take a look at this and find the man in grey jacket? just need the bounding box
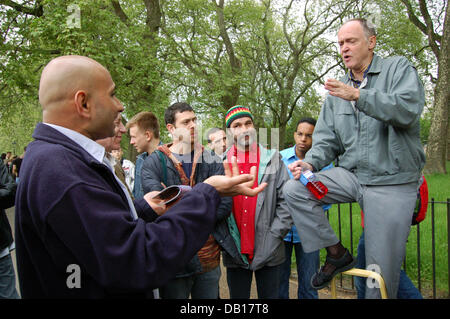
[223,105,291,299]
[283,18,425,299]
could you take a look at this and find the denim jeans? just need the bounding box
[161,266,221,299]
[0,254,20,299]
[226,265,280,299]
[355,232,422,299]
[278,241,319,299]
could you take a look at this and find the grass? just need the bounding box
[295,161,450,298]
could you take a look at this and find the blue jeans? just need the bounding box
[355,232,422,299]
[278,241,319,299]
[226,265,280,299]
[161,266,221,299]
[0,254,20,299]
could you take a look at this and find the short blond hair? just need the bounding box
[126,111,160,139]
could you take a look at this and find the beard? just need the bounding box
[235,130,257,148]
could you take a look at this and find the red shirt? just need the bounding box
[227,143,260,262]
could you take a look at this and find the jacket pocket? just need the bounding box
[388,126,420,174]
[335,108,357,150]
[253,230,283,268]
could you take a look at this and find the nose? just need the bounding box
[119,122,126,134]
[117,99,125,112]
[341,43,349,55]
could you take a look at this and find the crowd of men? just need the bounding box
[1,18,426,299]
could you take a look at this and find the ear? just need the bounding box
[368,35,376,51]
[145,130,153,142]
[74,90,90,118]
[166,123,175,134]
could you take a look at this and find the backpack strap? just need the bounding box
[412,175,429,225]
[156,150,167,187]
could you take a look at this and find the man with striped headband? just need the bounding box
[222,105,292,299]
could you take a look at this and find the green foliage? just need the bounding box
[0,0,444,151]
[420,110,432,145]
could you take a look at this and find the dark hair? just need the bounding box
[1,153,5,160]
[164,102,194,125]
[345,18,377,39]
[296,117,316,130]
[126,111,160,139]
[206,127,223,143]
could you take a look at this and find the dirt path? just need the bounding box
[218,262,355,299]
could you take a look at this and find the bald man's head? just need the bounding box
[39,55,105,109]
[39,55,124,140]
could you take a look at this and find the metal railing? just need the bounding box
[326,198,450,299]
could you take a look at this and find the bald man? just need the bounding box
[15,55,266,298]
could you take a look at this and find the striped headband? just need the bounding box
[225,105,253,128]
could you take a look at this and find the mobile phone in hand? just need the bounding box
[152,185,192,207]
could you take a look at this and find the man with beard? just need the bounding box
[223,105,291,299]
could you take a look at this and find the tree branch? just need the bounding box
[215,0,241,72]
[400,0,441,59]
[110,0,130,26]
[0,0,43,16]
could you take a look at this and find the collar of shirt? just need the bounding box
[229,142,259,164]
[348,59,373,88]
[103,152,117,172]
[280,146,299,179]
[280,146,298,162]
[43,123,105,164]
[43,123,138,220]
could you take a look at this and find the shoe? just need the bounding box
[310,248,357,290]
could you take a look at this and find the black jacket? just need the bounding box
[0,161,16,250]
[141,146,241,276]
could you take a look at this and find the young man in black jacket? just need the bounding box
[141,102,239,299]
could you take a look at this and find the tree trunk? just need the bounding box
[423,0,449,174]
[447,120,450,161]
[215,0,241,108]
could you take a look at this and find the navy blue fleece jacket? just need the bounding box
[15,123,220,298]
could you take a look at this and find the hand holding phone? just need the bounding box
[152,185,192,208]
